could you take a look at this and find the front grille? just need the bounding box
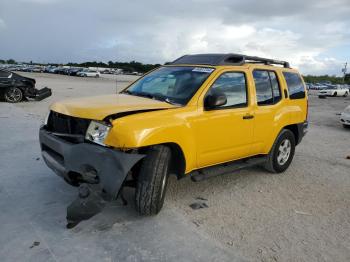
[47,111,90,135]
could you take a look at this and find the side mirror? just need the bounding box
[204,92,227,110]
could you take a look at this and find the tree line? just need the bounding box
[303,74,349,84]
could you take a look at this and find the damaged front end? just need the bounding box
[39,112,144,227]
[32,87,52,101]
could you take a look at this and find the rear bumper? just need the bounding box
[39,127,144,198]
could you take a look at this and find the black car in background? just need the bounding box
[53,67,67,74]
[0,69,51,103]
[67,68,83,76]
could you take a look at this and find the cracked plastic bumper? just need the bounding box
[39,127,144,198]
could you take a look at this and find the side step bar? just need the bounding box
[190,156,268,182]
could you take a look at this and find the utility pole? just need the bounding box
[342,62,347,84]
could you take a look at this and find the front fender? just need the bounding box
[104,108,197,173]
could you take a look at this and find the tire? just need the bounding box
[4,87,23,103]
[135,145,172,215]
[264,129,296,173]
[343,92,348,97]
[333,92,337,97]
[95,74,99,78]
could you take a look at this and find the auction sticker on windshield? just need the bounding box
[192,67,215,73]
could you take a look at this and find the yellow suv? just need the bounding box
[39,54,308,216]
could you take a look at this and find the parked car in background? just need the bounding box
[0,69,51,102]
[318,85,349,97]
[100,69,112,74]
[77,69,100,77]
[340,105,350,128]
[54,67,67,74]
[31,66,44,73]
[44,66,57,73]
[68,68,84,76]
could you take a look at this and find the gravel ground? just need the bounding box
[5,73,350,261]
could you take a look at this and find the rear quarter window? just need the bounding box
[0,70,11,78]
[283,72,306,99]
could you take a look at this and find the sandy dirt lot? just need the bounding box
[2,73,350,261]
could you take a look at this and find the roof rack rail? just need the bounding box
[170,53,290,68]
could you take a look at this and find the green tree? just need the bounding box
[6,59,16,64]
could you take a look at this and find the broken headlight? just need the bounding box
[85,121,111,146]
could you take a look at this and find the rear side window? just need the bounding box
[283,72,305,99]
[253,70,281,106]
[0,70,11,78]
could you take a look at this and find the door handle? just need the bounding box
[243,114,254,120]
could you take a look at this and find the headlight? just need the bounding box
[85,121,111,146]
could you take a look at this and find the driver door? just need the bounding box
[195,71,254,168]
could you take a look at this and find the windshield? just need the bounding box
[123,66,215,105]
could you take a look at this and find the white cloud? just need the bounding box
[0,18,6,29]
[0,0,349,75]
[18,0,58,3]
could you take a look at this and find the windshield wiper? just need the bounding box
[121,90,134,95]
[121,90,181,105]
[163,97,182,106]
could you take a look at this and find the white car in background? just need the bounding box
[340,105,350,128]
[77,69,100,78]
[318,85,349,97]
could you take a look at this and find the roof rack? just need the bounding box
[170,53,290,68]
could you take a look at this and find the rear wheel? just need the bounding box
[4,87,23,103]
[135,145,172,215]
[264,129,296,173]
[343,92,348,97]
[333,92,337,97]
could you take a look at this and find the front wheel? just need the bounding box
[264,129,296,173]
[343,92,348,97]
[135,145,172,215]
[333,92,337,97]
[4,87,23,103]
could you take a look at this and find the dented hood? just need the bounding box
[50,94,177,120]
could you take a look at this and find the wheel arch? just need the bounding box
[163,142,186,179]
[284,124,299,145]
[137,142,186,180]
[284,122,308,145]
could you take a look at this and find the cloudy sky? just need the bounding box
[0,0,349,75]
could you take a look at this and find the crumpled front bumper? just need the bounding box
[39,127,144,198]
[34,87,52,101]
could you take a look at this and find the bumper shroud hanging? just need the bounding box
[39,127,145,226]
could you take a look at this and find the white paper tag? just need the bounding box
[192,67,215,73]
